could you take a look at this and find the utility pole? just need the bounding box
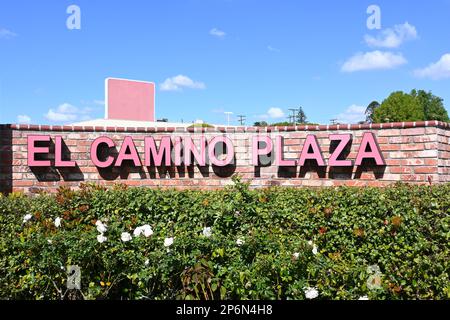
[224,112,233,126]
[288,109,297,125]
[237,115,246,126]
[330,119,338,125]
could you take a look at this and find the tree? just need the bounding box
[254,121,268,127]
[297,107,307,124]
[365,101,380,123]
[373,90,449,123]
[411,90,449,122]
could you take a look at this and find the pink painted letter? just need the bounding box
[27,135,51,167]
[298,135,325,166]
[355,132,385,166]
[329,134,353,167]
[90,137,116,168]
[252,136,273,166]
[184,137,206,166]
[115,136,141,167]
[208,136,234,166]
[55,136,76,167]
[275,136,296,166]
[144,136,171,166]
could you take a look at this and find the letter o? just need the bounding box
[208,136,234,166]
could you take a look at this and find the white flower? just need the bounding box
[307,240,318,255]
[367,264,381,274]
[121,232,132,242]
[144,259,149,266]
[23,214,32,223]
[141,225,153,237]
[304,287,319,299]
[97,234,107,243]
[202,227,212,237]
[164,237,174,247]
[367,273,383,290]
[95,220,107,233]
[133,225,153,238]
[133,227,142,237]
[47,239,53,244]
[54,217,62,228]
[236,238,245,246]
[358,295,369,300]
[293,252,300,260]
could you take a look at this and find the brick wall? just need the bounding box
[0,121,449,194]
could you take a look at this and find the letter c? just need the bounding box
[90,137,115,168]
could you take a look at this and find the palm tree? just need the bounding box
[365,101,380,123]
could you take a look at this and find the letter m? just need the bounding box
[144,136,171,166]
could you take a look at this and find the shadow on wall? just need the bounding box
[95,139,237,180]
[29,138,84,183]
[0,126,12,194]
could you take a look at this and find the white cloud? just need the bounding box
[209,28,226,38]
[257,107,285,120]
[17,115,31,124]
[44,103,92,123]
[0,28,17,39]
[267,45,280,52]
[57,103,78,114]
[267,107,285,119]
[364,22,417,48]
[414,53,450,80]
[94,99,105,106]
[335,105,366,124]
[160,75,206,91]
[341,51,407,72]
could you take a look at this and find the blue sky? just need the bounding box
[1,0,450,125]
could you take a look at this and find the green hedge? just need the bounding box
[0,179,449,300]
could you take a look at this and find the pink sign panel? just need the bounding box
[106,78,155,121]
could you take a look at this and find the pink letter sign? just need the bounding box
[115,136,141,167]
[355,132,386,166]
[275,136,296,166]
[90,137,116,168]
[27,135,51,167]
[55,136,76,167]
[144,136,172,167]
[106,78,155,122]
[298,135,325,166]
[252,136,273,166]
[208,136,234,166]
[184,137,206,166]
[329,134,353,167]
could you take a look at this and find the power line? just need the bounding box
[237,115,246,126]
[288,109,298,125]
[330,119,339,125]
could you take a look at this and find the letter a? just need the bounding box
[66,5,81,30]
[355,132,385,166]
[366,5,381,30]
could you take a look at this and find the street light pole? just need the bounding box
[224,112,233,126]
